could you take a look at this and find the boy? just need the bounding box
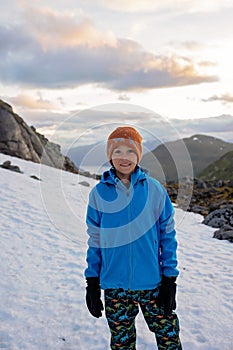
[84,126,182,349]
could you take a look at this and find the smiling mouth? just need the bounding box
[120,163,132,166]
[120,162,131,167]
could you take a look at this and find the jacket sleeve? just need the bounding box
[158,187,179,278]
[84,188,102,278]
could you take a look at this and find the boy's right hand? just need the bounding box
[157,275,177,318]
[86,277,104,318]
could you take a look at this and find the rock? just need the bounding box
[194,178,207,189]
[213,225,233,243]
[30,175,41,181]
[189,205,209,216]
[0,160,23,173]
[165,177,233,222]
[0,99,79,174]
[203,205,233,228]
[78,181,90,187]
[204,216,225,228]
[79,170,91,177]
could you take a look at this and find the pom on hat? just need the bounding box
[106,126,143,163]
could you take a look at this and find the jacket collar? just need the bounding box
[100,165,148,186]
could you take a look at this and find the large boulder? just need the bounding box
[202,205,233,228]
[203,205,233,243]
[0,99,78,173]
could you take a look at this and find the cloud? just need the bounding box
[35,107,170,149]
[118,94,130,101]
[22,5,117,49]
[180,41,205,51]
[106,51,218,90]
[0,6,218,91]
[6,93,55,110]
[89,0,232,13]
[0,25,37,53]
[202,93,233,104]
[87,0,172,12]
[36,109,233,150]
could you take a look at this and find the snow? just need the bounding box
[0,153,232,350]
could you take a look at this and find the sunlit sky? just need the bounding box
[1,0,233,146]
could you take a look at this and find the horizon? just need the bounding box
[1,98,233,150]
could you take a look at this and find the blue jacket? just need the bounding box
[84,166,179,290]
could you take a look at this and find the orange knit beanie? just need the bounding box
[106,126,143,163]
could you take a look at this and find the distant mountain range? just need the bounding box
[141,134,233,182]
[65,113,233,176]
[1,98,233,182]
[66,139,161,170]
[67,133,233,182]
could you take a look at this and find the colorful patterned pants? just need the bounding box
[104,288,182,350]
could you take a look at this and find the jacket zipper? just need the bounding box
[126,184,133,290]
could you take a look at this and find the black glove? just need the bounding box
[86,277,104,318]
[157,276,177,317]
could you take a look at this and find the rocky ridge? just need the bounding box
[0,99,78,173]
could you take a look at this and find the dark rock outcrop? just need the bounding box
[0,99,78,173]
[166,178,233,217]
[166,179,233,242]
[213,225,233,243]
[0,160,23,173]
[202,205,233,228]
[30,175,41,181]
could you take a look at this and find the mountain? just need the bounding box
[0,99,78,173]
[141,134,233,182]
[66,142,107,168]
[65,114,233,169]
[66,139,161,168]
[198,150,233,181]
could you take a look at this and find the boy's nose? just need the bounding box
[120,154,129,160]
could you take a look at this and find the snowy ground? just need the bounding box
[0,153,232,350]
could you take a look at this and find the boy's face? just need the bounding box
[111,144,138,179]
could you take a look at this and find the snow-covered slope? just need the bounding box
[0,154,232,350]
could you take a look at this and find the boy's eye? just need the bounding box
[113,149,121,154]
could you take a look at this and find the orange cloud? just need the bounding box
[22,5,117,49]
[7,94,55,110]
[202,93,233,104]
[0,9,218,91]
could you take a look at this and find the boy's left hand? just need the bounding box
[157,276,177,317]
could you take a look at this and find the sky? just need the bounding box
[1,0,233,147]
